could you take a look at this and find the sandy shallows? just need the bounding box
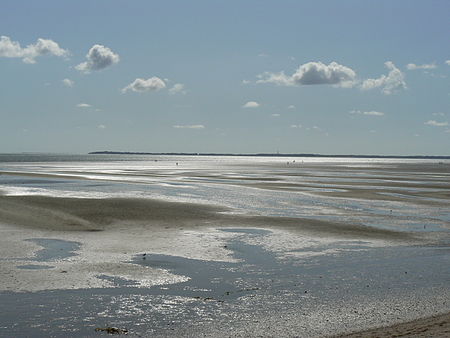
[0,193,420,293]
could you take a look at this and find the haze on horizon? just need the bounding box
[1,0,449,156]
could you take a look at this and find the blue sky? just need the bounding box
[1,0,449,155]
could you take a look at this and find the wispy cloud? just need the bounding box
[242,101,260,108]
[290,124,302,128]
[76,44,119,73]
[169,83,186,95]
[424,120,448,127]
[0,35,69,64]
[173,124,205,129]
[445,60,450,66]
[62,78,74,87]
[350,110,385,116]
[271,114,280,117]
[98,124,106,129]
[361,61,406,95]
[406,63,437,70]
[76,103,92,108]
[287,105,296,110]
[122,77,166,93]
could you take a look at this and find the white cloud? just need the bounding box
[424,120,448,127]
[361,61,406,95]
[271,114,280,117]
[173,124,205,129]
[242,101,260,108]
[406,63,436,70]
[169,83,186,95]
[350,110,385,116]
[290,124,302,128]
[287,105,296,109]
[75,44,119,73]
[77,103,91,108]
[241,79,251,85]
[257,61,357,88]
[293,62,356,87]
[0,35,69,64]
[445,60,450,66]
[432,112,445,116]
[98,124,106,129]
[62,78,74,87]
[122,77,166,93]
[257,71,294,86]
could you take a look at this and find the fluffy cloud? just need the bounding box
[173,124,205,129]
[0,35,69,64]
[169,83,186,95]
[350,110,385,116]
[445,60,450,66]
[122,77,166,93]
[257,61,357,88]
[424,120,448,127]
[76,44,119,73]
[62,78,74,87]
[242,101,260,108]
[76,103,92,108]
[406,63,436,70]
[361,61,406,94]
[98,124,106,129]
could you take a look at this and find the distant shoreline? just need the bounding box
[88,151,450,160]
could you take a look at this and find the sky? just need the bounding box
[1,0,449,155]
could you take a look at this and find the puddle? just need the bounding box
[220,228,271,235]
[128,228,292,301]
[17,264,55,270]
[25,238,81,262]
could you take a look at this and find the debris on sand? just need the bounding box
[95,327,128,334]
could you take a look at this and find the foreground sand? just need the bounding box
[338,312,450,337]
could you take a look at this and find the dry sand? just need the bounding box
[337,312,450,337]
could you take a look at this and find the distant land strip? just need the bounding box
[89,151,450,159]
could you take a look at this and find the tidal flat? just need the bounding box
[0,154,449,337]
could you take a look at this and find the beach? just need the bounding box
[0,154,449,337]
